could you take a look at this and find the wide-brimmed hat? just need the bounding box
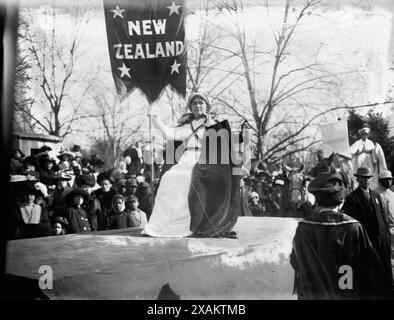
[57,149,75,160]
[354,167,373,178]
[39,145,52,152]
[24,170,40,181]
[16,183,44,198]
[75,174,96,187]
[378,170,393,180]
[65,188,90,206]
[51,216,69,227]
[358,126,370,135]
[308,172,344,195]
[54,171,72,181]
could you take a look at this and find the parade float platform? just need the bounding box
[5,217,299,300]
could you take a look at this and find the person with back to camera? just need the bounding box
[290,172,393,299]
[142,92,241,238]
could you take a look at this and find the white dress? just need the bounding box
[349,138,387,190]
[143,118,206,237]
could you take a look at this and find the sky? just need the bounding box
[8,0,394,151]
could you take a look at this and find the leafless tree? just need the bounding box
[199,0,375,165]
[87,88,145,169]
[17,4,94,137]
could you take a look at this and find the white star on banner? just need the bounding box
[118,63,131,78]
[110,5,126,19]
[170,60,181,75]
[166,1,181,16]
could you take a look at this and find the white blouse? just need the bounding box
[20,204,42,224]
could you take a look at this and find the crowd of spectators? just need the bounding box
[8,144,151,240]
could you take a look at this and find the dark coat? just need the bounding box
[342,187,392,279]
[290,210,393,300]
[136,182,152,218]
[106,210,134,230]
[82,195,101,231]
[66,206,91,233]
[94,188,117,229]
[38,169,56,186]
[49,186,72,217]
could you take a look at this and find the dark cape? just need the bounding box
[290,210,393,300]
[157,119,241,238]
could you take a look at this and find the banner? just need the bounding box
[320,120,350,154]
[103,0,186,103]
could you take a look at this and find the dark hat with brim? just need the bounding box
[16,183,42,198]
[65,188,90,206]
[51,216,69,227]
[354,167,373,178]
[75,174,96,187]
[308,172,344,195]
[97,172,114,185]
[57,151,75,160]
[39,145,52,152]
[54,171,72,181]
[71,145,82,152]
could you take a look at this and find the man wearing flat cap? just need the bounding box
[349,125,387,189]
[290,172,393,299]
[342,167,392,284]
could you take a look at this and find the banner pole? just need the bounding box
[148,104,154,200]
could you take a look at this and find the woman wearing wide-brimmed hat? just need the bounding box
[65,188,91,233]
[142,92,240,238]
[10,183,51,239]
[56,148,75,171]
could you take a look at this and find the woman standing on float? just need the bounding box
[143,92,240,238]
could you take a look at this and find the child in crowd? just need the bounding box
[107,194,134,230]
[65,188,91,233]
[51,216,69,236]
[125,195,148,227]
